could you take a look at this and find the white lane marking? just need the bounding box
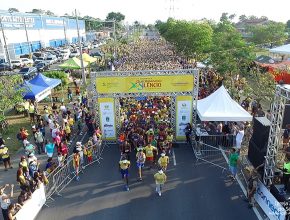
[172,149,177,166]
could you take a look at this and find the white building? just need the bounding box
[0,10,86,61]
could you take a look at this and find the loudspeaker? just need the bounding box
[282,104,290,129]
[250,117,270,150]
[248,139,267,176]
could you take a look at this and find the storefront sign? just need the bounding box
[254,180,286,220]
[176,96,192,140]
[96,75,194,94]
[99,98,116,140]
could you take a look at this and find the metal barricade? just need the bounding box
[194,142,228,171]
[45,141,106,204]
[197,134,235,149]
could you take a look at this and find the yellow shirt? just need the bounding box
[65,125,71,134]
[144,145,156,158]
[119,160,130,170]
[0,147,9,159]
[28,105,35,113]
[166,135,173,142]
[158,156,169,167]
[69,118,74,126]
[154,173,167,184]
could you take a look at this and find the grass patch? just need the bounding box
[1,110,31,155]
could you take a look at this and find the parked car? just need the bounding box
[36,62,49,72]
[19,67,37,79]
[11,60,24,68]
[0,63,13,71]
[69,50,80,58]
[59,49,70,61]
[20,58,34,66]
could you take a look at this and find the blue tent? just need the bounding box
[22,81,51,101]
[28,73,61,89]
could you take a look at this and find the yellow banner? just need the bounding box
[96,75,194,94]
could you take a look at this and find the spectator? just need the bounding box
[0,145,12,171]
[18,190,31,206]
[228,147,239,180]
[34,128,44,154]
[0,184,14,220]
[45,140,55,158]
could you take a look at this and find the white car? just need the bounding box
[11,60,24,68]
[69,50,80,58]
[20,58,34,66]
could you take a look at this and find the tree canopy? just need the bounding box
[248,21,287,47]
[0,75,24,116]
[106,12,125,22]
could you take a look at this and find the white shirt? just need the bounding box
[60,105,66,112]
[51,128,59,138]
[236,130,244,143]
[0,194,10,209]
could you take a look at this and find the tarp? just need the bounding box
[197,85,252,121]
[28,73,61,89]
[269,44,290,55]
[22,81,51,102]
[82,53,97,63]
[59,57,88,69]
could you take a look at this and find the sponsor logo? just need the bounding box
[104,124,113,127]
[256,187,283,220]
[129,79,162,91]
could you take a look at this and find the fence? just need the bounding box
[44,140,105,204]
[192,133,236,171]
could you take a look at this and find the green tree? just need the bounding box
[249,21,287,47]
[45,10,55,16]
[30,9,45,14]
[8,8,19,13]
[210,20,254,97]
[286,20,290,30]
[0,75,24,116]
[156,19,213,61]
[106,12,125,22]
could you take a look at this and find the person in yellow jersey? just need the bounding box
[119,156,131,191]
[0,145,12,171]
[136,147,146,181]
[144,143,157,170]
[28,102,35,124]
[158,153,169,172]
[154,169,167,196]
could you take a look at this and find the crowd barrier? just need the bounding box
[196,134,236,149]
[15,184,46,220]
[45,141,104,202]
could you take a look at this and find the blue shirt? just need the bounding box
[45,143,54,154]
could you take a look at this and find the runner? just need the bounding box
[136,147,146,181]
[154,169,167,196]
[119,156,131,191]
[73,150,80,181]
[158,152,169,172]
[144,143,157,170]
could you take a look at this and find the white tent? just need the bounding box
[269,44,290,55]
[197,86,252,121]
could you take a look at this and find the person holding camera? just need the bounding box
[0,184,14,220]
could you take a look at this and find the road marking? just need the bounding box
[172,149,177,166]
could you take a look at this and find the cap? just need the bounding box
[158,170,163,174]
[161,153,165,157]
[29,153,34,157]
[32,125,36,129]
[137,147,143,151]
[76,142,82,146]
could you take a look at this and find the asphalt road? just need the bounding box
[36,143,257,220]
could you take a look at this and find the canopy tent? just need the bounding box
[28,73,61,89]
[22,81,51,102]
[197,85,252,121]
[59,57,88,69]
[82,53,97,63]
[269,44,290,55]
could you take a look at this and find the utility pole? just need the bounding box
[113,19,116,58]
[0,16,11,66]
[63,18,67,46]
[23,16,32,59]
[75,9,86,85]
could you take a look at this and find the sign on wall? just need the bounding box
[99,98,116,140]
[176,96,193,140]
[96,75,194,94]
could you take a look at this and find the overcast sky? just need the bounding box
[1,0,289,24]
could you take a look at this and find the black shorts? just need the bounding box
[29,113,35,118]
[2,157,10,163]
